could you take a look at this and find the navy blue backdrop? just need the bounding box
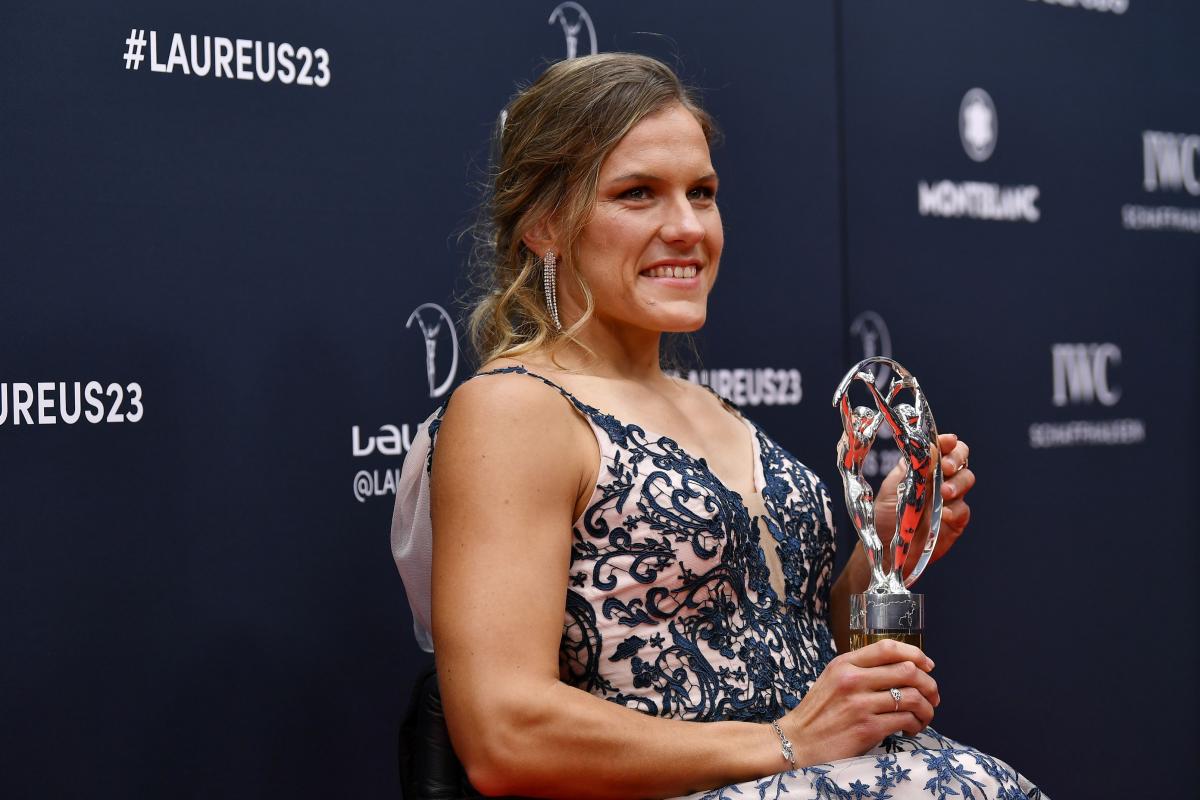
[1,1,1196,797]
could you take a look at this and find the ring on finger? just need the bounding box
[889,687,902,712]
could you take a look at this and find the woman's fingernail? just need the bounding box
[926,659,935,671]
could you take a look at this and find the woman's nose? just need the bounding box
[659,196,706,246]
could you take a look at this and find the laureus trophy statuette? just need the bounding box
[832,357,943,651]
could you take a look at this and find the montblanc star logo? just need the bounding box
[959,88,997,163]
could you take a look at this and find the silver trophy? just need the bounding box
[832,357,943,650]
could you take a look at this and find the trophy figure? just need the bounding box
[832,357,943,651]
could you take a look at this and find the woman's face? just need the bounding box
[569,102,722,335]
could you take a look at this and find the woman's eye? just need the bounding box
[688,186,716,201]
[620,186,650,201]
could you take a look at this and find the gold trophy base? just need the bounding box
[848,591,925,652]
[849,629,923,651]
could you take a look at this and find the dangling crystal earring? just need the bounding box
[543,250,562,331]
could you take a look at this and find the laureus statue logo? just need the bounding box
[406,302,459,399]
[850,311,892,367]
[549,2,597,59]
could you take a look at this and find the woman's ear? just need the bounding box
[521,220,558,258]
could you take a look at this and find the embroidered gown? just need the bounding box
[420,366,1047,800]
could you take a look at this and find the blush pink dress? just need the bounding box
[396,365,1047,799]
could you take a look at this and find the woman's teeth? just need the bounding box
[644,265,698,279]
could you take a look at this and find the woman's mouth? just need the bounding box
[640,264,699,279]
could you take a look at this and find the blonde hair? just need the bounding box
[467,53,717,365]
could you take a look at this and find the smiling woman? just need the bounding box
[466,54,721,362]
[524,101,723,339]
[392,53,1044,800]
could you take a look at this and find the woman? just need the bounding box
[394,53,1045,799]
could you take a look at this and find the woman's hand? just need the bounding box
[781,639,939,765]
[874,433,974,569]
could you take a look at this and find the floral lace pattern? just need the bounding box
[684,729,1044,800]
[432,366,1046,799]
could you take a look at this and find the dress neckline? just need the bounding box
[469,364,789,604]
[476,364,766,502]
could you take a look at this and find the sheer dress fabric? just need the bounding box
[392,366,1046,799]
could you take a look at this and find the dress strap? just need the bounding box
[468,364,632,453]
[472,364,580,398]
[470,364,588,408]
[429,363,605,442]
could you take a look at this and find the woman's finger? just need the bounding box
[953,440,971,472]
[929,496,969,561]
[937,433,958,456]
[941,466,975,501]
[941,440,970,475]
[847,638,933,671]
[875,710,932,738]
[945,499,971,528]
[860,661,940,705]
[874,687,936,727]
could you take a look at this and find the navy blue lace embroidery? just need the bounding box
[427,366,1048,799]
[433,365,837,722]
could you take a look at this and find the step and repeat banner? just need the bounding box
[840,1,1198,792]
[1,1,1194,797]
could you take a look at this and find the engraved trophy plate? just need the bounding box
[833,357,942,651]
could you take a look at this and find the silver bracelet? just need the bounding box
[768,719,796,770]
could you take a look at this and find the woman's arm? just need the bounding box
[430,375,783,799]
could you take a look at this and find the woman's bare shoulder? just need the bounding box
[437,357,588,456]
[432,356,595,516]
